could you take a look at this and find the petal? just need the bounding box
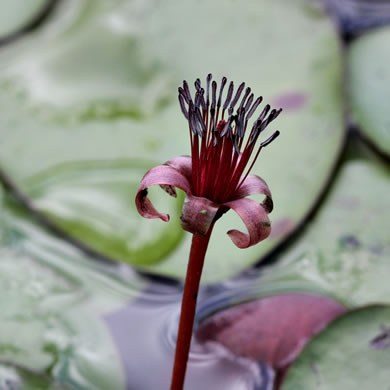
[165,155,192,182]
[233,175,273,213]
[135,165,191,222]
[223,198,271,249]
[180,194,219,235]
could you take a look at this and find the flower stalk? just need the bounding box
[170,226,214,390]
[135,74,281,389]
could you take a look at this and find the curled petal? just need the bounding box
[234,175,273,213]
[180,194,219,235]
[223,198,271,249]
[135,165,191,221]
[165,155,192,183]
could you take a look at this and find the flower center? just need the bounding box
[178,74,281,204]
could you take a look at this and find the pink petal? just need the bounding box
[234,175,273,213]
[223,198,271,248]
[165,155,192,183]
[180,194,219,235]
[135,165,191,222]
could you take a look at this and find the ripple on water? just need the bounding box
[103,288,270,390]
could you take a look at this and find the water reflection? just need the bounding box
[105,293,269,390]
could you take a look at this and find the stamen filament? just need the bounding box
[179,74,281,203]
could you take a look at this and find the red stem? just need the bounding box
[170,226,214,390]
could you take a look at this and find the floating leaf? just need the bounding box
[0,0,344,281]
[250,142,390,306]
[348,25,390,157]
[282,305,390,389]
[196,293,346,371]
[25,160,184,266]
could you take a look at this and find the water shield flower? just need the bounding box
[136,74,280,247]
[135,74,281,390]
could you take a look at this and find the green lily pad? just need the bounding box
[0,0,50,41]
[25,160,184,266]
[255,141,390,307]
[282,305,390,389]
[0,0,343,281]
[348,25,390,157]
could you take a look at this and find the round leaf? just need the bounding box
[282,305,390,389]
[254,144,390,306]
[25,160,184,266]
[197,294,346,370]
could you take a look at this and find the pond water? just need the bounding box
[0,199,277,390]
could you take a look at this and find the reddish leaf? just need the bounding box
[196,294,346,371]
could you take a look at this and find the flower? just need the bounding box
[136,74,281,248]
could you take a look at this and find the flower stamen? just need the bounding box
[179,74,281,204]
